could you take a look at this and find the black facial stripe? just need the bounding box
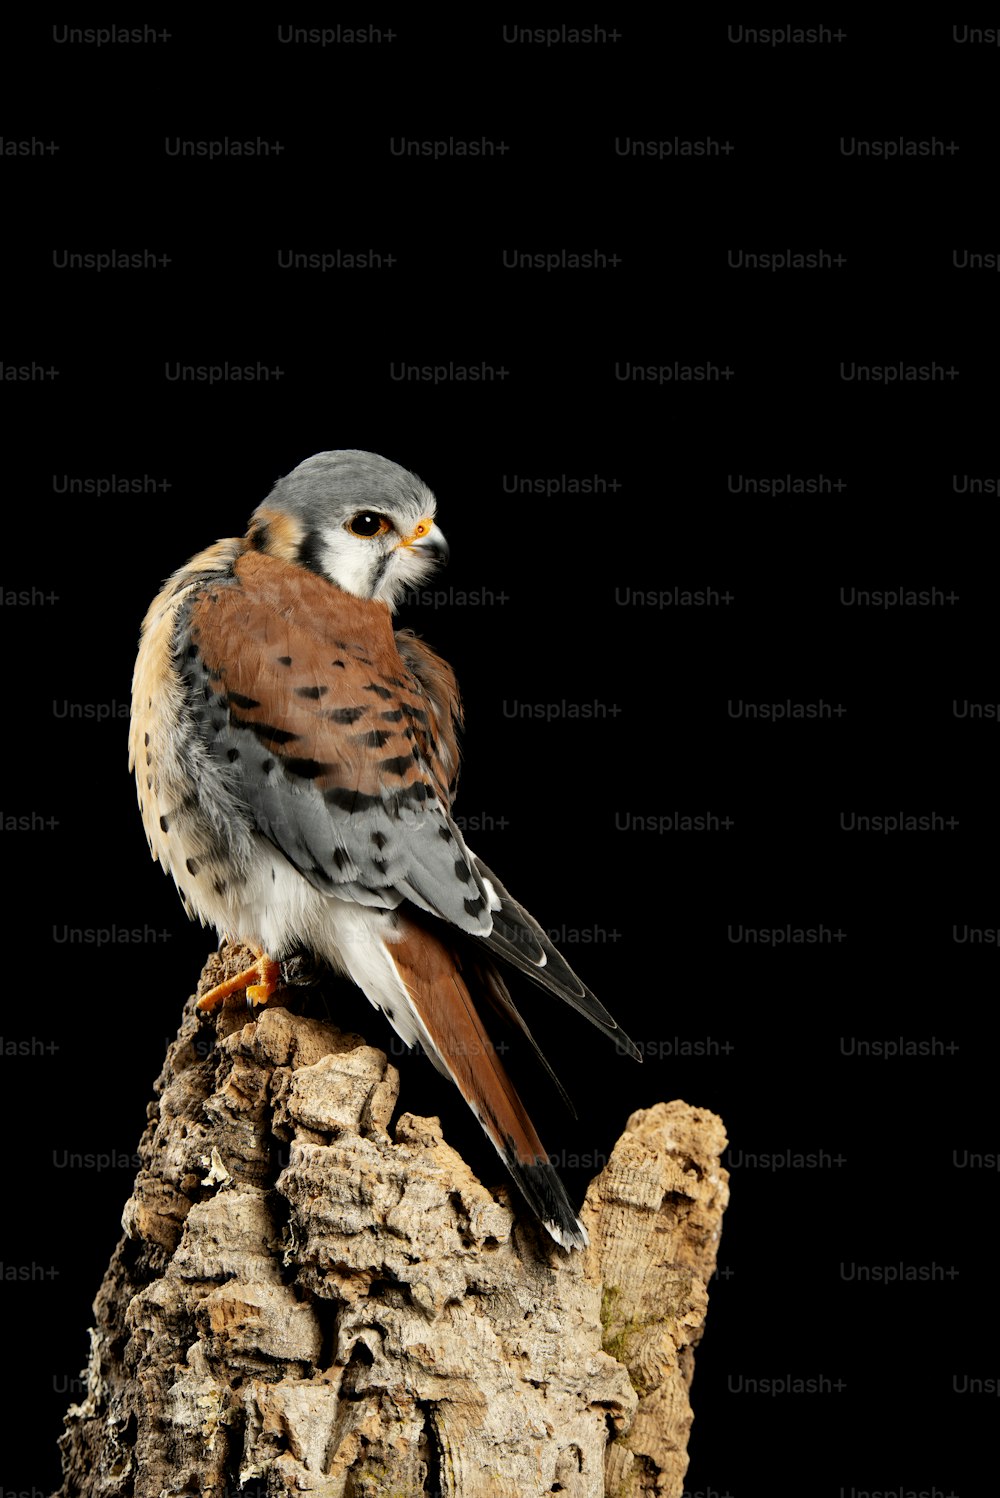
[297,527,326,575]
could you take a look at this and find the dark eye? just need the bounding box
[347,512,391,538]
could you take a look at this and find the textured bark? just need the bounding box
[56,944,729,1498]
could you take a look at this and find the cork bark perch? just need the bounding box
[56,943,729,1498]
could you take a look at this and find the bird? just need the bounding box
[129,449,639,1249]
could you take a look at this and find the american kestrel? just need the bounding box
[129,450,638,1249]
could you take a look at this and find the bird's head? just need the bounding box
[247,449,449,610]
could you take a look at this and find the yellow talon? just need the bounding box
[197,950,281,1012]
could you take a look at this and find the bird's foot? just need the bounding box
[197,949,282,1012]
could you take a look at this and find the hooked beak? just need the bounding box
[398,519,449,567]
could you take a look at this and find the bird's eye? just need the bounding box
[347,512,391,538]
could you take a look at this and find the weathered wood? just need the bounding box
[56,944,729,1497]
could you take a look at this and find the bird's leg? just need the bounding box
[196,946,282,1012]
[246,955,282,1006]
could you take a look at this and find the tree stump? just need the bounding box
[56,944,729,1497]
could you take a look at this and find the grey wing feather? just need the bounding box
[468,854,642,1062]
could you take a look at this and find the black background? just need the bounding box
[3,18,996,1498]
